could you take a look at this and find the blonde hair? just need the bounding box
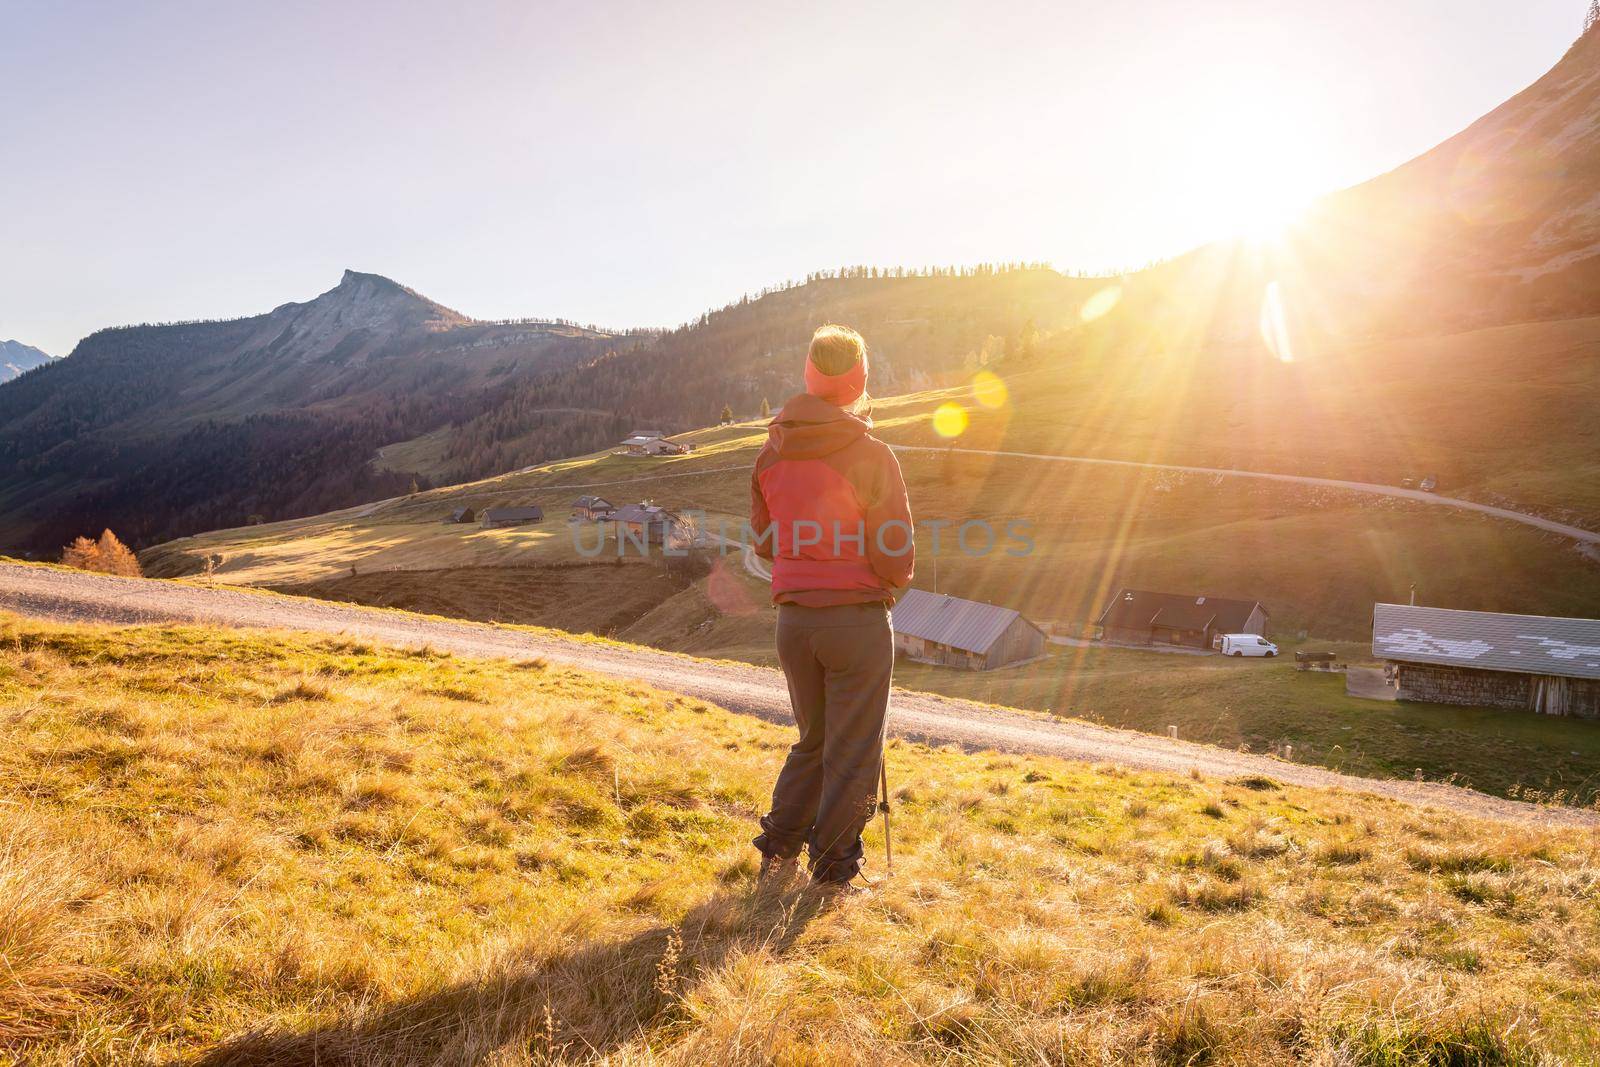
[808,324,867,375]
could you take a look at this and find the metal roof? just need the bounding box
[481,506,543,521]
[1373,603,1600,681]
[1098,589,1263,632]
[611,503,674,525]
[891,589,1039,655]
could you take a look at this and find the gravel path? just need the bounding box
[3,561,1594,829]
[892,446,1600,546]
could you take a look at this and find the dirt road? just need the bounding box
[2,561,1593,828]
[892,446,1600,546]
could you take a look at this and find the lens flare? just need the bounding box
[932,402,969,439]
[971,370,1008,409]
[1080,285,1122,323]
[1259,280,1294,363]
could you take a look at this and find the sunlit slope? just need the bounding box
[6,614,1600,1064]
[947,310,1600,529]
[1292,22,1600,332]
[143,384,1600,642]
[138,424,768,586]
[1132,25,1600,346]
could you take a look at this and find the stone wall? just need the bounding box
[1396,663,1600,717]
[1574,680,1600,718]
[1397,663,1530,711]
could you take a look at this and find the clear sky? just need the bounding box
[0,0,1587,355]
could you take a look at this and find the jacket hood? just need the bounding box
[767,393,873,460]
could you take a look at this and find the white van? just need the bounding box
[1218,633,1278,658]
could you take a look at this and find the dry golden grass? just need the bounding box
[3,611,1599,1065]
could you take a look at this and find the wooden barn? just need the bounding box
[610,502,681,547]
[1097,588,1268,648]
[620,434,692,456]
[443,507,476,525]
[891,589,1047,671]
[571,495,615,521]
[1373,603,1600,718]
[479,505,543,529]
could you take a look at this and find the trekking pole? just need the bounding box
[880,758,893,877]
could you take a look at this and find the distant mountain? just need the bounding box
[0,339,53,383]
[0,271,626,554]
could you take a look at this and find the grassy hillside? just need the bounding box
[143,387,1600,638]
[886,647,1600,808]
[400,266,1104,485]
[138,423,768,586]
[5,613,1600,1064]
[134,389,1600,807]
[989,307,1600,529]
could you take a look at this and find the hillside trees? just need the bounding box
[409,268,1098,480]
[60,530,142,576]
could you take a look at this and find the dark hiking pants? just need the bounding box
[754,602,892,883]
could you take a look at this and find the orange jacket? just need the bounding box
[750,393,914,606]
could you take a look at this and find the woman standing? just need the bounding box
[749,324,915,891]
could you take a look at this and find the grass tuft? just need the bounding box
[266,678,330,704]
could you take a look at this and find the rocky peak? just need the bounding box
[255,270,474,360]
[311,269,472,328]
[0,339,55,384]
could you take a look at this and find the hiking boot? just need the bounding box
[807,875,872,901]
[757,854,800,887]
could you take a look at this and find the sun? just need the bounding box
[1213,183,1311,244]
[1166,70,1322,246]
[1178,152,1315,246]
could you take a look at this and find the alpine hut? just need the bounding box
[1097,588,1268,649]
[479,505,544,529]
[1373,603,1600,717]
[891,589,1047,670]
[572,496,615,521]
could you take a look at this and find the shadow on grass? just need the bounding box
[196,881,830,1066]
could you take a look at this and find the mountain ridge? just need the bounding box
[0,338,54,384]
[0,271,625,553]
